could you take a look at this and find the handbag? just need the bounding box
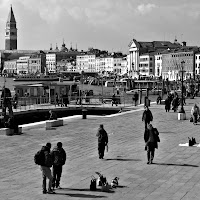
[190,116,193,122]
[90,176,96,191]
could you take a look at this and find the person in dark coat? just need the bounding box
[96,124,108,159]
[156,95,162,104]
[50,142,66,189]
[172,95,180,112]
[1,87,13,117]
[133,92,139,106]
[144,124,159,164]
[165,96,171,112]
[142,106,153,129]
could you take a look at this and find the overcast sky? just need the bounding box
[0,0,199,53]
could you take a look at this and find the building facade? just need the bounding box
[16,56,30,74]
[3,59,17,75]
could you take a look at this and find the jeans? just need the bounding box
[40,166,53,192]
[52,165,63,188]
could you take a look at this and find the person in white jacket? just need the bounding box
[191,104,200,125]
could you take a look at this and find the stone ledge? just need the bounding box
[0,127,23,136]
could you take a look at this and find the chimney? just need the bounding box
[182,41,186,46]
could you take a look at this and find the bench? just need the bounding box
[46,119,64,130]
[0,127,23,136]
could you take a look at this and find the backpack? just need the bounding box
[34,150,44,165]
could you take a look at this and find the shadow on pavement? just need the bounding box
[54,192,107,198]
[61,188,115,193]
[154,163,198,167]
[159,131,177,134]
[104,158,141,161]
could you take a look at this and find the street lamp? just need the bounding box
[179,60,186,114]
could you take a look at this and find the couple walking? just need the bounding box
[35,142,66,194]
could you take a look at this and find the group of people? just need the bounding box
[55,93,69,107]
[36,142,66,194]
[164,92,181,112]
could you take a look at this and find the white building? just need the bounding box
[195,53,200,75]
[76,53,96,72]
[154,54,162,77]
[16,56,30,74]
[139,54,154,76]
[3,59,17,75]
[105,56,113,72]
[46,53,56,73]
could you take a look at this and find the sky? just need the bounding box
[0,0,200,54]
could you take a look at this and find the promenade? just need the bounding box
[1,97,200,200]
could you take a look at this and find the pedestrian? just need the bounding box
[96,124,108,159]
[112,94,118,106]
[144,124,159,164]
[142,106,153,130]
[191,103,200,125]
[133,92,139,106]
[156,94,162,104]
[55,93,59,106]
[38,142,55,194]
[165,96,171,112]
[49,110,57,120]
[50,142,66,189]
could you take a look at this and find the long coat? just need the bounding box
[144,128,159,149]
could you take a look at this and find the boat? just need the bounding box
[13,74,59,82]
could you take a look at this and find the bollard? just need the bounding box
[82,109,87,119]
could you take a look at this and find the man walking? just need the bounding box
[133,92,139,106]
[96,124,108,159]
[39,142,55,194]
[142,106,153,129]
[50,142,66,189]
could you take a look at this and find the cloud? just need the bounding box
[136,3,157,15]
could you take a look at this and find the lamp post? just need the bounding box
[179,60,186,114]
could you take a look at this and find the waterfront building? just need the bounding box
[120,57,128,76]
[46,51,79,73]
[56,58,76,72]
[105,56,113,73]
[28,53,46,74]
[16,56,30,74]
[5,5,17,50]
[161,45,199,81]
[76,52,96,72]
[128,38,181,78]
[154,53,162,77]
[3,59,17,75]
[195,53,200,76]
[139,53,155,77]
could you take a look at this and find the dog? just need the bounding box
[110,177,119,188]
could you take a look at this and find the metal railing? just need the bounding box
[0,93,161,113]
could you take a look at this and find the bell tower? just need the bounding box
[5,5,17,50]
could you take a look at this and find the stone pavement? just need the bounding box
[1,97,200,200]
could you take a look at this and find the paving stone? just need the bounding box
[1,99,200,199]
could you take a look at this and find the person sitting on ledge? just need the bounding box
[49,110,57,120]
